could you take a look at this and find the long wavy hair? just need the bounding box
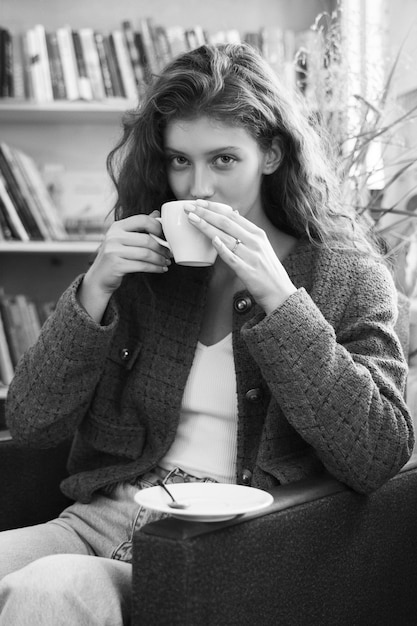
[107,42,379,254]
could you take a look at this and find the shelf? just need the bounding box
[0,98,137,124]
[0,240,100,254]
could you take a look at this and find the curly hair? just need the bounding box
[107,42,378,255]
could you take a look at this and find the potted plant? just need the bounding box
[295,5,417,417]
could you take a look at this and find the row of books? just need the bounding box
[0,290,54,386]
[0,141,69,241]
[0,18,301,102]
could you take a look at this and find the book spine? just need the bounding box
[0,293,22,367]
[0,195,14,240]
[45,31,67,100]
[0,28,13,97]
[139,18,160,80]
[122,21,147,97]
[2,295,32,365]
[110,30,137,101]
[11,147,56,239]
[107,33,126,97]
[11,32,26,99]
[56,26,80,101]
[153,26,172,72]
[15,294,41,348]
[93,31,115,98]
[0,142,50,240]
[14,148,67,240]
[33,24,54,101]
[0,309,14,385]
[72,29,93,101]
[0,172,29,240]
[20,31,34,99]
[78,28,106,101]
[133,32,149,82]
[0,143,43,239]
[25,28,45,101]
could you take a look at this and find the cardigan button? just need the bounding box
[233,295,253,313]
[120,347,130,361]
[245,388,263,403]
[242,469,253,486]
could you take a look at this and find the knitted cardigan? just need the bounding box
[6,240,414,502]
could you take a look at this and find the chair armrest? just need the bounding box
[132,455,417,626]
[0,431,72,531]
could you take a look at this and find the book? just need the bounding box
[20,30,34,99]
[33,24,54,101]
[153,26,172,70]
[122,20,147,97]
[24,27,45,101]
[45,31,66,100]
[0,27,13,98]
[15,294,41,347]
[78,28,106,100]
[13,147,67,240]
[0,310,14,385]
[72,29,93,101]
[110,30,138,101]
[139,17,160,79]
[133,32,149,83]
[43,165,113,239]
[0,142,49,239]
[0,172,29,240]
[105,33,125,97]
[11,32,27,99]
[56,26,80,101]
[93,31,115,97]
[0,195,14,239]
[0,292,24,367]
[36,300,55,326]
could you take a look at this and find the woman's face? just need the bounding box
[164,116,277,221]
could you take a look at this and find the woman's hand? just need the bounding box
[186,200,297,314]
[78,211,171,322]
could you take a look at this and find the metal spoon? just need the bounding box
[157,480,189,509]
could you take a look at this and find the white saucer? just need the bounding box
[134,482,274,522]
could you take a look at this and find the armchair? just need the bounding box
[1,431,417,626]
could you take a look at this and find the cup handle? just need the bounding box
[150,217,171,249]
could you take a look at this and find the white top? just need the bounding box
[160,333,238,483]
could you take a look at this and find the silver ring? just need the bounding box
[231,238,242,254]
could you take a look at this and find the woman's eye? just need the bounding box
[167,155,189,170]
[214,155,236,167]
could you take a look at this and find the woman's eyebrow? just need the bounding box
[164,145,241,155]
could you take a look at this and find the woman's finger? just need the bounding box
[187,210,251,253]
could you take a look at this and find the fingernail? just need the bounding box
[188,212,201,223]
[196,199,208,208]
[184,202,196,212]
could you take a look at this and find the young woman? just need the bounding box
[0,43,413,625]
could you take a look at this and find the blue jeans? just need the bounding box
[0,467,217,625]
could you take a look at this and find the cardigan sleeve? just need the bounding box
[241,261,414,494]
[6,275,118,447]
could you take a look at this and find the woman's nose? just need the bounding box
[190,167,214,199]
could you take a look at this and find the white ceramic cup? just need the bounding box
[151,200,218,267]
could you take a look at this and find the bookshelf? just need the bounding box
[0,0,336,423]
[0,99,135,123]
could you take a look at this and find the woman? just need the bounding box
[0,43,413,625]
